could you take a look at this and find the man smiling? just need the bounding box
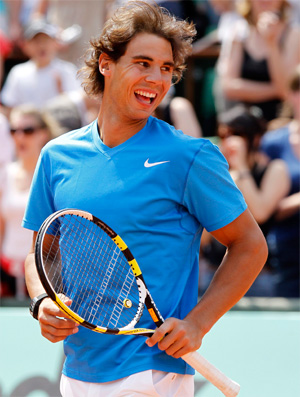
[23,1,268,396]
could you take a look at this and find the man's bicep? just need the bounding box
[209,208,259,248]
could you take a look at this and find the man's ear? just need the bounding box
[99,53,112,76]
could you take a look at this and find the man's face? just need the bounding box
[101,32,174,122]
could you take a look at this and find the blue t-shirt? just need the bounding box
[261,125,300,243]
[23,116,247,382]
[261,125,300,196]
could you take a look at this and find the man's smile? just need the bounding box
[134,90,157,104]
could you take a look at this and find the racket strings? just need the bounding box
[106,249,138,327]
[43,220,63,294]
[42,214,141,330]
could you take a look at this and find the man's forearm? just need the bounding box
[186,219,267,337]
[25,252,46,299]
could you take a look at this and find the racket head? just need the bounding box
[35,209,151,334]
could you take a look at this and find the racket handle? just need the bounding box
[182,351,240,397]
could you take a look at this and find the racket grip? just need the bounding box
[182,351,240,397]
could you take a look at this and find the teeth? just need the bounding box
[135,90,156,98]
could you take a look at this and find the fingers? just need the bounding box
[157,331,191,359]
[145,318,201,359]
[38,298,79,343]
[39,317,79,343]
[257,11,281,43]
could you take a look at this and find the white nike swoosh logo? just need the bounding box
[144,158,170,168]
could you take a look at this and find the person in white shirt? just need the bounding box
[1,19,82,113]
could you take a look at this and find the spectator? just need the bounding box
[201,104,290,297]
[216,0,300,122]
[260,64,300,297]
[32,0,109,67]
[42,91,86,134]
[1,18,83,114]
[0,104,58,299]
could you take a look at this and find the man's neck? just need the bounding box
[97,110,148,148]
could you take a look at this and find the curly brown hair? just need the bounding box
[79,1,196,97]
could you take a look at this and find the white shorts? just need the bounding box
[60,370,194,397]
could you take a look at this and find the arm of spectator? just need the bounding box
[274,191,300,221]
[169,97,202,138]
[234,159,290,223]
[192,30,219,55]
[258,12,300,100]
[5,0,23,44]
[222,136,291,224]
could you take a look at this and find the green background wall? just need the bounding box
[0,306,299,397]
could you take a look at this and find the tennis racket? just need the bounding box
[35,208,240,397]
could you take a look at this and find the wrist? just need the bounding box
[29,293,49,320]
[235,170,251,182]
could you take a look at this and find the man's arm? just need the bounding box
[146,208,268,358]
[25,231,79,343]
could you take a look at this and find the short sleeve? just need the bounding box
[22,151,56,231]
[260,133,280,160]
[1,67,21,107]
[183,140,247,232]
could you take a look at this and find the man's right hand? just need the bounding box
[38,297,79,343]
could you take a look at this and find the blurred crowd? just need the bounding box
[0,0,299,300]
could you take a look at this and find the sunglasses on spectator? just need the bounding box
[10,126,40,135]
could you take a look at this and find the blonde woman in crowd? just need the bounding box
[0,104,59,298]
[217,0,300,122]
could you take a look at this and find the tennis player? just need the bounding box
[23,1,268,396]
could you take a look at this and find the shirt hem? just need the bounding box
[62,362,195,383]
